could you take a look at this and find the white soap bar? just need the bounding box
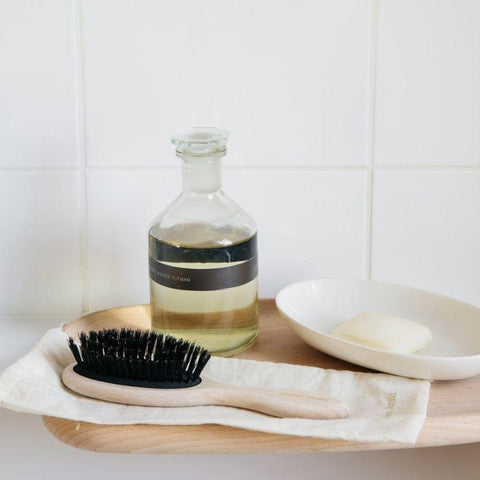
[330,312,433,353]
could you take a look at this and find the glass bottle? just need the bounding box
[149,128,258,356]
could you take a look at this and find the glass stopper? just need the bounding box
[171,127,229,156]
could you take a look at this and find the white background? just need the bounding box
[1,0,479,478]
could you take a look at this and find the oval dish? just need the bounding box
[276,279,480,380]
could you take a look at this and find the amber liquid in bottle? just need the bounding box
[149,223,258,356]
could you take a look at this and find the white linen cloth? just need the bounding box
[0,327,430,444]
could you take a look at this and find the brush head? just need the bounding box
[68,328,211,389]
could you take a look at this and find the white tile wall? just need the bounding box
[0,172,83,315]
[372,170,480,305]
[82,0,370,167]
[375,0,480,166]
[2,2,480,315]
[87,169,367,311]
[224,170,368,296]
[0,0,78,168]
[86,170,181,311]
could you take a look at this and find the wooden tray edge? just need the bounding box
[42,414,480,454]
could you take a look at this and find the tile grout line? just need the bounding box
[85,165,370,172]
[374,164,480,170]
[364,0,380,281]
[73,0,89,314]
[0,167,79,172]
[3,164,479,173]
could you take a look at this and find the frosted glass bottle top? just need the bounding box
[172,128,229,157]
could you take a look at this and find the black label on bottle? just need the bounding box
[148,234,258,291]
[149,256,258,291]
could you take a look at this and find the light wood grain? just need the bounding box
[62,363,349,420]
[43,300,480,454]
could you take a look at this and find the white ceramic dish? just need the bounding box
[275,279,480,380]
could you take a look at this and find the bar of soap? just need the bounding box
[330,312,432,353]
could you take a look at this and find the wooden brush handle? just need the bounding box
[62,363,349,420]
[204,382,349,420]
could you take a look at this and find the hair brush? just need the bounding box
[62,328,349,420]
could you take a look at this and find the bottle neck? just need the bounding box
[181,155,222,193]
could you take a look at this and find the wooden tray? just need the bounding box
[42,300,480,454]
